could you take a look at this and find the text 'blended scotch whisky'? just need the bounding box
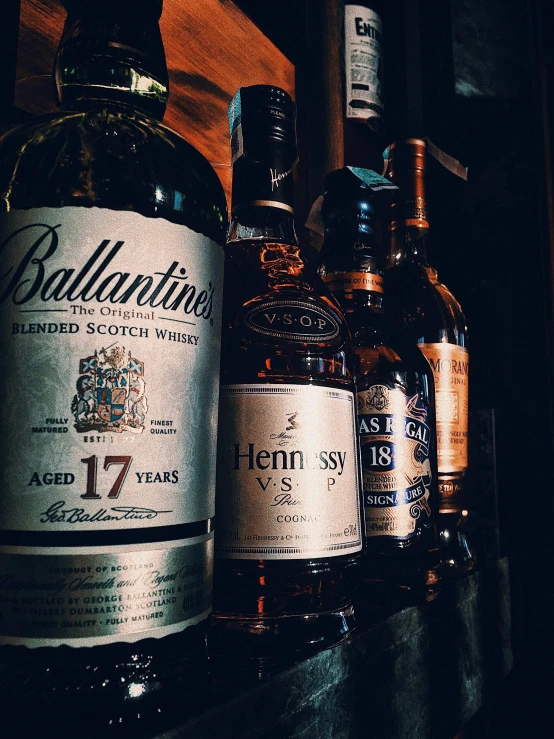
[0,0,227,731]
[212,86,363,662]
[318,167,439,601]
[385,139,476,571]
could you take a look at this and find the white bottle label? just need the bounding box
[0,207,223,645]
[215,384,363,560]
[344,4,384,121]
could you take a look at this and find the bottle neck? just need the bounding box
[231,137,296,213]
[55,2,168,119]
[387,141,431,268]
[228,206,298,246]
[229,138,298,245]
[388,224,430,267]
[319,225,384,315]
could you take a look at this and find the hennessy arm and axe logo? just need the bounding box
[285,412,299,431]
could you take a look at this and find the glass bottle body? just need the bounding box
[353,317,440,601]
[0,17,227,732]
[319,224,439,603]
[212,208,362,662]
[387,227,476,571]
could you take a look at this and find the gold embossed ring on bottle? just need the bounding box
[0,0,227,734]
[212,86,363,668]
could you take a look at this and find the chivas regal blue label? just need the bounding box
[0,207,223,646]
[358,384,434,539]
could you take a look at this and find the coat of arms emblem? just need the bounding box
[71,345,147,433]
[367,385,389,411]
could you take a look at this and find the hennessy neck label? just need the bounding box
[215,384,362,560]
[358,384,434,539]
[231,143,295,214]
[0,207,224,646]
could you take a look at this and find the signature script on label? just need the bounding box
[270,167,292,191]
[40,501,172,524]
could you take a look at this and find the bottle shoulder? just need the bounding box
[224,239,344,311]
[355,330,435,384]
[221,239,354,385]
[385,263,468,345]
[0,106,227,243]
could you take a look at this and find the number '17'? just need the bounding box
[81,455,133,499]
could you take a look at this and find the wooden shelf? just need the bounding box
[158,560,513,739]
[15,0,295,203]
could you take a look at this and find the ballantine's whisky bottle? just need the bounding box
[0,0,226,732]
[385,139,476,571]
[212,86,363,661]
[318,167,439,600]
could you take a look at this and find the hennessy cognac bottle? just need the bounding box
[385,139,476,571]
[212,86,363,663]
[318,167,440,601]
[0,0,227,732]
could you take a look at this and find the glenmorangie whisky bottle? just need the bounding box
[212,86,363,663]
[0,0,226,732]
[318,167,439,601]
[385,139,476,571]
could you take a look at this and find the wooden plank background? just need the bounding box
[15,0,296,203]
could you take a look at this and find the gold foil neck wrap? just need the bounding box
[388,139,429,230]
[231,200,294,214]
[322,271,384,294]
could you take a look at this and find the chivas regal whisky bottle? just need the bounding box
[0,0,226,732]
[385,139,476,571]
[318,167,439,601]
[212,86,363,662]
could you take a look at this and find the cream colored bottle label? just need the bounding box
[419,344,469,473]
[0,537,213,647]
[0,207,224,645]
[215,384,362,559]
[344,5,384,120]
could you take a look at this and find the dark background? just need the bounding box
[2,0,553,735]
[235,0,554,735]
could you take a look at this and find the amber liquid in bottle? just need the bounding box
[385,139,476,572]
[211,87,363,669]
[318,168,440,605]
[0,1,227,734]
